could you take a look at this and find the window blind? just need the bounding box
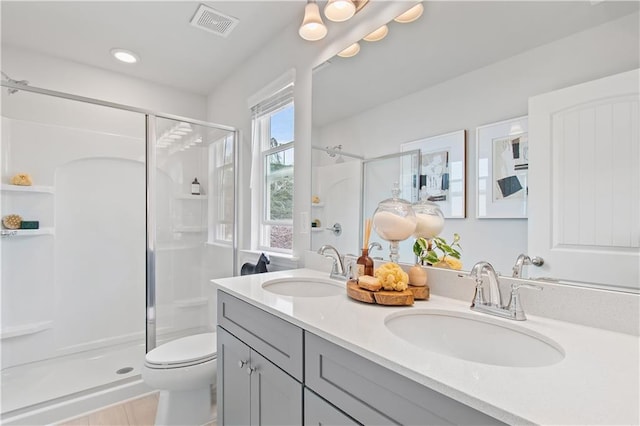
[250,83,294,119]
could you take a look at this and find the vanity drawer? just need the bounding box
[305,332,504,426]
[218,291,303,381]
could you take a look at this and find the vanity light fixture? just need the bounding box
[110,48,139,64]
[299,0,328,41]
[299,0,368,41]
[394,3,424,24]
[324,0,356,22]
[363,25,389,42]
[337,42,361,58]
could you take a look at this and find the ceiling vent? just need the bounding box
[190,4,239,38]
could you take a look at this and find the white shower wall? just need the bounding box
[1,109,146,369]
[1,100,217,372]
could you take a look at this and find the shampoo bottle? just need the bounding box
[191,178,200,195]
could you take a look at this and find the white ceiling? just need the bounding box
[1,1,303,95]
[1,0,638,111]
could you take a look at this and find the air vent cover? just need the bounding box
[190,4,239,38]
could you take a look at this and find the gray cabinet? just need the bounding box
[218,327,251,426]
[250,349,302,425]
[217,292,303,426]
[305,332,504,426]
[217,290,503,426]
[304,388,360,426]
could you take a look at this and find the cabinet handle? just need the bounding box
[246,366,256,375]
[238,360,248,368]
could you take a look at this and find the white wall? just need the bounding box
[315,12,639,273]
[2,45,207,119]
[206,2,417,270]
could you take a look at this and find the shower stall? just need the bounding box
[0,80,237,424]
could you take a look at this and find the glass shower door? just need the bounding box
[151,117,235,349]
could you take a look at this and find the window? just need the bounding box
[251,84,294,252]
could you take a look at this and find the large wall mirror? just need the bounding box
[311,1,640,292]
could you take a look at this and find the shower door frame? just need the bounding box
[0,80,239,353]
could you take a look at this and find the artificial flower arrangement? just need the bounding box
[413,233,463,270]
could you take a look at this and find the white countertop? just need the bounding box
[212,268,640,425]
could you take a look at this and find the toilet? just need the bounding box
[142,332,217,426]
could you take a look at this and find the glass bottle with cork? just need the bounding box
[356,218,374,277]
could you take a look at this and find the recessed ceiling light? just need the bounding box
[394,3,424,24]
[110,48,140,64]
[337,42,361,58]
[363,25,389,42]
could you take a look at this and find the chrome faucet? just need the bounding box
[469,261,542,321]
[317,244,347,280]
[470,261,502,307]
[368,241,383,259]
[512,254,544,278]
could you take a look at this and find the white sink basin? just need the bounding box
[261,277,344,297]
[385,309,564,367]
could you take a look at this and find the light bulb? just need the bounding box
[299,1,328,41]
[337,42,360,58]
[324,0,355,22]
[363,25,389,42]
[394,3,424,24]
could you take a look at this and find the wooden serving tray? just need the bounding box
[346,281,429,306]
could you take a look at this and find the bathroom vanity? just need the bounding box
[213,268,639,425]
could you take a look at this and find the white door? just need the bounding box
[528,69,639,290]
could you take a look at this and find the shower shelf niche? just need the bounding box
[1,183,55,236]
[1,184,55,194]
[1,228,55,237]
[175,194,207,200]
[1,320,53,340]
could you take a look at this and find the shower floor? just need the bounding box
[1,341,145,417]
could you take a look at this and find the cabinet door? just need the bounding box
[250,350,302,426]
[528,68,639,289]
[304,388,360,426]
[218,291,304,380]
[218,327,251,426]
[305,332,503,426]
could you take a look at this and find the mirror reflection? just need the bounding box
[311,1,640,291]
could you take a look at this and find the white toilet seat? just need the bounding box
[145,333,217,369]
[142,332,218,425]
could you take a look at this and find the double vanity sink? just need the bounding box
[215,268,639,425]
[262,276,564,368]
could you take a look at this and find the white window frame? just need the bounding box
[250,82,295,254]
